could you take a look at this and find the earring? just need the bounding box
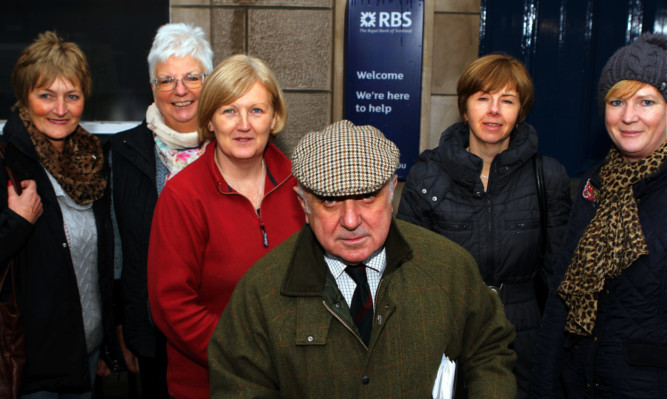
[208,123,213,131]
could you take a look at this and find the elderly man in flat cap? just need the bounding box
[208,120,517,398]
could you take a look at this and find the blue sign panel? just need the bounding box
[344,0,424,179]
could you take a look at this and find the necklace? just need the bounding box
[466,147,490,179]
[255,159,265,210]
[215,149,265,210]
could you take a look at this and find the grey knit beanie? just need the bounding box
[597,32,667,115]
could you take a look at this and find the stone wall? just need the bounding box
[171,0,480,157]
[431,0,480,149]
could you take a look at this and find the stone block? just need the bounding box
[435,0,481,13]
[272,92,331,158]
[212,0,332,6]
[211,8,246,65]
[429,95,461,149]
[248,9,332,90]
[431,13,479,94]
[171,7,212,40]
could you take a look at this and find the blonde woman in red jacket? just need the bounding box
[146,54,304,399]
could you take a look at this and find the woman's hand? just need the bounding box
[7,180,43,224]
[97,358,111,377]
[117,325,140,373]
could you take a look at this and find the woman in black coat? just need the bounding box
[397,54,571,398]
[531,32,667,399]
[111,22,213,397]
[0,31,114,397]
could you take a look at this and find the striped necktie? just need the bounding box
[344,265,373,346]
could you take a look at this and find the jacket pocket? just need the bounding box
[439,222,472,232]
[624,341,667,368]
[506,220,540,231]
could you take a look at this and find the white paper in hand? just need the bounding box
[432,353,457,399]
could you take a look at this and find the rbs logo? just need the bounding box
[360,11,412,28]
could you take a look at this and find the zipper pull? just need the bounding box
[260,223,269,247]
[257,209,269,247]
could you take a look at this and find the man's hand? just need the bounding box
[7,180,42,224]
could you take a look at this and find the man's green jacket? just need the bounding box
[209,219,517,398]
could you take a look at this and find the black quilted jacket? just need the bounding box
[397,121,571,398]
[531,159,667,398]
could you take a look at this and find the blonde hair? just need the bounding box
[457,54,534,123]
[12,31,91,109]
[197,54,288,143]
[604,80,652,106]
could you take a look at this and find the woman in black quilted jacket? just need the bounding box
[397,54,572,398]
[531,32,667,399]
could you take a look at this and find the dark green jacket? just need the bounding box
[209,219,517,398]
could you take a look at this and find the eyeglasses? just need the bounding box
[153,73,207,92]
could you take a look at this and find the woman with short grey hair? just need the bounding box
[111,22,213,398]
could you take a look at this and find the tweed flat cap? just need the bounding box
[598,32,667,115]
[291,120,400,197]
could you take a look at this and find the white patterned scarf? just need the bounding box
[146,103,206,181]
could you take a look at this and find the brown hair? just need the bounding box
[457,54,534,123]
[197,54,288,143]
[11,31,91,109]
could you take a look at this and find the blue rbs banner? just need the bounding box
[344,0,424,179]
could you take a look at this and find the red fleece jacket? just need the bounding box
[147,140,304,399]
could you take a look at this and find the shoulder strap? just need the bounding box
[534,154,547,259]
[0,261,18,306]
[2,143,22,193]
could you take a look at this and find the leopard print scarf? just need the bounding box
[20,108,106,205]
[558,142,667,336]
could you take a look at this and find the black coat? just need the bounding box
[531,160,667,399]
[0,111,114,394]
[111,121,160,358]
[397,121,571,398]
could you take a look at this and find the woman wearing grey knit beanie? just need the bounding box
[532,32,667,398]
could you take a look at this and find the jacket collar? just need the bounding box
[280,219,413,297]
[587,153,667,198]
[636,162,667,196]
[112,121,156,184]
[209,140,293,194]
[437,121,539,192]
[3,110,39,162]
